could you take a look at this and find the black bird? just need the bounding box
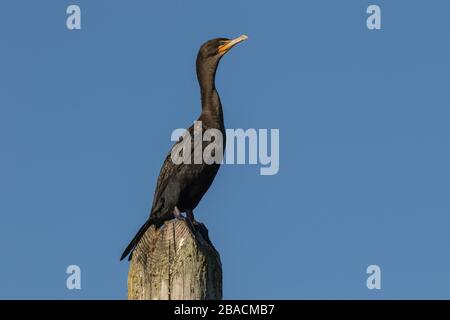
[120,35,248,261]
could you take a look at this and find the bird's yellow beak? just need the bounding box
[218,34,248,55]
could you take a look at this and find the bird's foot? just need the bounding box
[173,206,184,220]
[185,216,198,237]
[184,209,195,232]
[185,210,214,247]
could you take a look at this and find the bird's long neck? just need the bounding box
[197,60,224,128]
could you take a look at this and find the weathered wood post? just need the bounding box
[127,219,222,300]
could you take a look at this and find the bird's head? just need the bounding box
[196,35,248,90]
[198,35,248,59]
[196,35,248,70]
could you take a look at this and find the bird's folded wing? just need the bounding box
[150,124,204,214]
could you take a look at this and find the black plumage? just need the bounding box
[120,35,248,261]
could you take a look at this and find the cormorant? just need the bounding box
[120,35,248,261]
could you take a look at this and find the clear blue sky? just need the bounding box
[1,0,449,299]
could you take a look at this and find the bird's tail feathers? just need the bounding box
[120,216,160,261]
